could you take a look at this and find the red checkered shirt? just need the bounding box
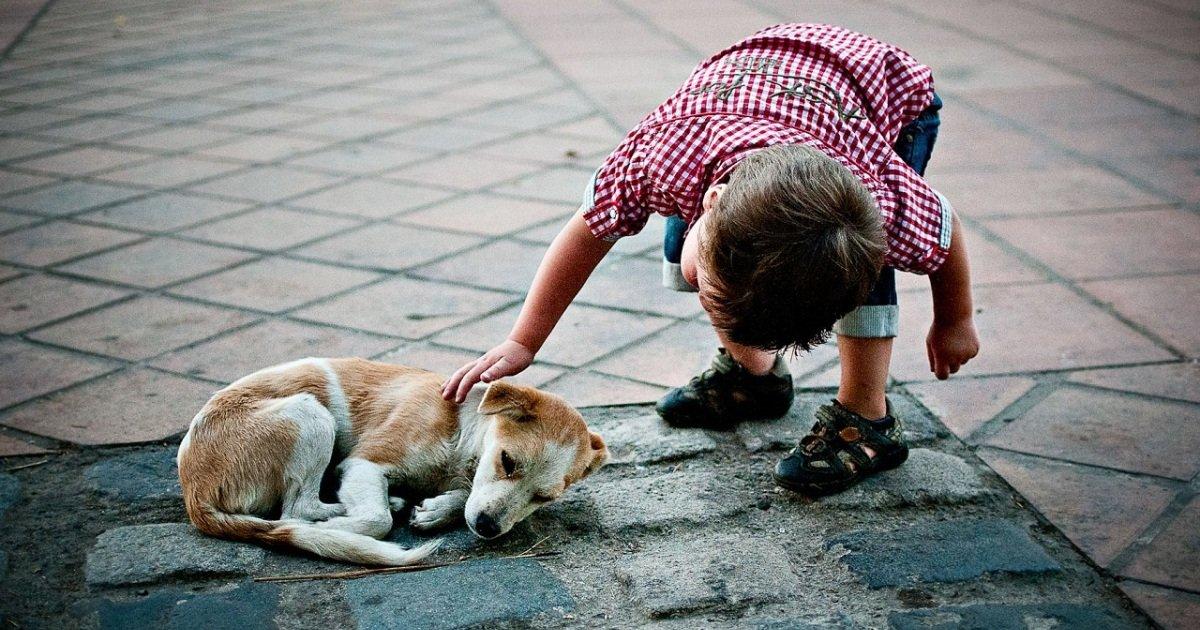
[584,23,950,274]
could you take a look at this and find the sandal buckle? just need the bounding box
[838,426,861,442]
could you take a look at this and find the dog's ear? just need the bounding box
[478,381,534,420]
[584,431,608,475]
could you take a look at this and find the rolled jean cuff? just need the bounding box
[833,305,899,338]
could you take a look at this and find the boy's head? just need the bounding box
[697,144,886,352]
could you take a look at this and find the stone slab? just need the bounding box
[587,471,745,532]
[618,534,799,618]
[81,582,280,630]
[828,518,1060,588]
[344,558,573,630]
[85,450,181,504]
[888,603,1129,630]
[0,473,19,521]
[86,523,265,587]
[584,410,716,465]
[738,393,947,453]
[816,449,992,509]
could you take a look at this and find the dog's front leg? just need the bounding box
[312,458,393,539]
[409,489,468,532]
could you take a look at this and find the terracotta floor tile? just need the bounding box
[490,166,592,204]
[435,303,673,368]
[286,114,412,140]
[0,137,65,162]
[294,277,515,339]
[388,152,541,191]
[382,121,511,152]
[188,166,341,203]
[908,376,1038,441]
[38,115,158,142]
[285,143,425,176]
[987,209,1200,280]
[0,338,118,409]
[0,434,47,457]
[1069,363,1200,404]
[58,238,254,288]
[541,371,666,408]
[402,194,570,236]
[986,386,1200,480]
[896,224,1044,292]
[82,192,250,232]
[97,156,240,189]
[1122,496,1200,592]
[1119,581,1200,630]
[591,320,717,387]
[932,166,1167,218]
[1,180,144,216]
[576,256,704,318]
[289,179,454,219]
[1082,274,1200,357]
[979,449,1177,567]
[171,257,379,313]
[377,344,562,388]
[0,170,56,197]
[0,274,129,333]
[197,133,329,163]
[0,221,141,266]
[182,206,360,251]
[891,282,1173,381]
[204,106,322,131]
[152,319,400,383]
[15,146,151,176]
[29,295,258,360]
[475,133,613,166]
[296,223,481,271]
[1107,155,1200,204]
[410,239,544,292]
[0,368,213,445]
[113,125,242,152]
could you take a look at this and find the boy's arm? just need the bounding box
[442,212,615,402]
[925,210,980,380]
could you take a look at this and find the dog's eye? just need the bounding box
[532,493,555,503]
[500,450,517,478]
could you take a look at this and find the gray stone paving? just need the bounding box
[815,449,992,510]
[587,470,747,532]
[84,449,180,504]
[86,522,265,587]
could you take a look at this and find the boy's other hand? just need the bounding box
[441,339,535,403]
[925,318,979,380]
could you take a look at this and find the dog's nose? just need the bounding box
[473,513,501,539]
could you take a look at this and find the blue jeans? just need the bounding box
[662,93,943,338]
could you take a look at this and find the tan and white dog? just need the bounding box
[177,357,608,566]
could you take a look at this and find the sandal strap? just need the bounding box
[794,399,903,472]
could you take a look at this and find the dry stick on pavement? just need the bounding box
[254,536,558,583]
[6,458,49,472]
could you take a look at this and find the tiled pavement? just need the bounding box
[0,0,1196,627]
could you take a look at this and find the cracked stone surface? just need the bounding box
[85,523,265,587]
[586,471,746,532]
[584,409,717,465]
[815,449,992,509]
[618,534,799,618]
[84,449,181,504]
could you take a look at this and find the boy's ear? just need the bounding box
[478,381,534,420]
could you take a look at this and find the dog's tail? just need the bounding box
[187,504,441,566]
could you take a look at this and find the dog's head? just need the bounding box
[465,381,607,539]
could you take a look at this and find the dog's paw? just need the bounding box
[409,496,462,532]
[388,496,408,513]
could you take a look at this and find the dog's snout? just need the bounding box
[473,513,501,539]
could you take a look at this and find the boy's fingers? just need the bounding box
[456,355,498,402]
[480,357,510,383]
[442,362,475,400]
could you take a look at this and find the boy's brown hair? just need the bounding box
[699,144,886,352]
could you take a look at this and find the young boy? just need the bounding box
[442,24,979,496]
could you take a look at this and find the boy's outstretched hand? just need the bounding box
[925,318,980,380]
[441,339,534,403]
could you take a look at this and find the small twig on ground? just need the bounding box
[6,458,48,472]
[254,549,561,583]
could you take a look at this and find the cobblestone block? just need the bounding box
[753,612,857,629]
[828,519,1060,588]
[344,558,573,629]
[888,602,1128,630]
[0,473,19,520]
[86,523,265,587]
[587,471,745,532]
[82,582,280,630]
[85,450,181,505]
[817,449,991,509]
[617,535,799,618]
[584,410,716,465]
[738,394,946,452]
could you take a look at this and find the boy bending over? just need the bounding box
[443,24,979,496]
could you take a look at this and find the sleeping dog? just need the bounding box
[177,357,608,566]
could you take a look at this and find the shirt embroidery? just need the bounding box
[690,56,866,121]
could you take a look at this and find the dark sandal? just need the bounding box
[772,399,908,496]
